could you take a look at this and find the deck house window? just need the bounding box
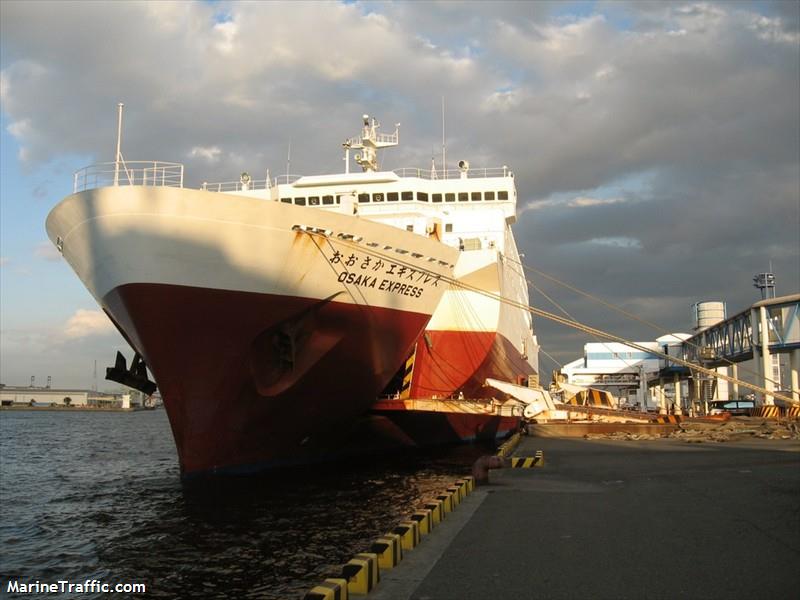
[445,223,453,232]
[498,191,509,200]
[485,191,495,201]
[322,195,334,205]
[295,197,306,205]
[388,192,399,202]
[471,192,482,201]
[358,193,370,203]
[335,195,343,204]
[401,191,413,201]
[406,224,414,232]
[445,193,455,202]
[432,193,443,203]
[417,192,429,202]
[309,196,320,205]
[280,197,292,203]
[373,193,384,202]
[458,192,468,202]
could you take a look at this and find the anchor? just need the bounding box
[105,351,157,395]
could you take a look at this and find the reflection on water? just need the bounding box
[0,410,490,598]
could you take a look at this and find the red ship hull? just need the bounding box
[103,283,430,475]
[370,399,520,447]
[408,330,535,399]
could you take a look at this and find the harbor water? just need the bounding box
[0,410,488,599]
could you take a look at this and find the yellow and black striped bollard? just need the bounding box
[341,553,379,595]
[303,578,349,600]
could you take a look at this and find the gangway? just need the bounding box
[676,294,799,404]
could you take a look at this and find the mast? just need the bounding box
[441,96,446,180]
[344,115,400,172]
[113,102,124,186]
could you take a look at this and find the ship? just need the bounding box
[46,112,537,474]
[369,128,539,447]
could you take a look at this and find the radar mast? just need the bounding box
[343,115,400,173]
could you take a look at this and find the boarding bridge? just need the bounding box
[677,294,799,404]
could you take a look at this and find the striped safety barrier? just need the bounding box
[436,492,454,515]
[445,486,461,507]
[456,476,475,493]
[303,578,349,600]
[341,553,379,595]
[370,534,403,570]
[785,405,800,419]
[398,352,415,399]
[424,499,444,525]
[304,476,477,597]
[392,521,420,551]
[653,415,682,424]
[410,509,433,535]
[496,432,522,458]
[510,450,545,469]
[752,405,781,419]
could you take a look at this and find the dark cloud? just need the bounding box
[1,0,797,382]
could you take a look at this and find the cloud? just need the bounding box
[62,309,115,339]
[0,257,9,267]
[33,241,61,262]
[1,0,797,380]
[189,145,222,162]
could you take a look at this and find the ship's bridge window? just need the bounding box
[432,193,442,203]
[445,223,453,233]
[388,192,399,202]
[498,191,509,200]
[458,192,468,202]
[358,193,370,203]
[401,191,413,201]
[417,192,429,202]
[309,196,320,206]
[295,197,306,206]
[471,192,482,201]
[485,191,495,201]
[445,193,455,202]
[373,192,384,202]
[322,195,334,205]
[280,197,292,203]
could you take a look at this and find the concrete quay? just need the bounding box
[370,435,800,600]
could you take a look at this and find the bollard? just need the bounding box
[436,493,453,514]
[410,509,433,535]
[392,520,420,551]
[304,578,349,600]
[424,500,444,525]
[472,454,505,485]
[370,534,402,570]
[341,553,379,595]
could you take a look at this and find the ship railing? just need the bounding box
[201,174,303,192]
[201,179,268,192]
[73,161,184,193]
[393,166,512,180]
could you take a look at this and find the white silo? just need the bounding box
[693,301,726,331]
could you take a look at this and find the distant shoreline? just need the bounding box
[0,406,156,413]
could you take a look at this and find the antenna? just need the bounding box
[93,360,97,391]
[286,140,291,182]
[441,96,446,179]
[114,102,124,186]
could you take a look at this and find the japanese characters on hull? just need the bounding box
[328,249,440,299]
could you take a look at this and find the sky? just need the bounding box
[1,0,798,390]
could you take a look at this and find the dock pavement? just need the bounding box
[370,435,800,599]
